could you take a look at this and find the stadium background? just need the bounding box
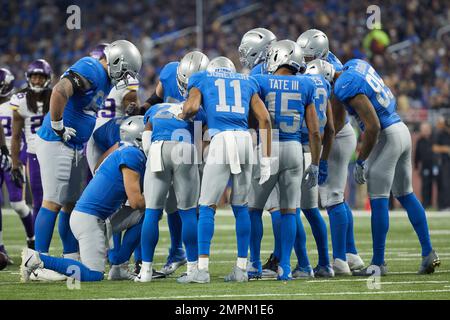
[0,0,449,209]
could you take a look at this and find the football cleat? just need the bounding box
[108,262,136,281]
[29,268,67,281]
[261,253,279,278]
[346,253,365,271]
[352,263,388,276]
[247,261,262,279]
[134,266,153,282]
[332,258,352,276]
[418,250,441,275]
[224,265,248,282]
[177,268,210,284]
[0,246,14,265]
[313,265,335,278]
[20,248,43,282]
[277,264,292,281]
[292,264,314,279]
[159,248,187,275]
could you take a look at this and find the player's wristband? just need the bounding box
[51,120,64,131]
[145,92,163,106]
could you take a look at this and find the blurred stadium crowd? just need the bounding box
[0,0,449,209]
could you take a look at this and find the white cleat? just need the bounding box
[29,268,67,281]
[346,253,365,271]
[20,248,43,282]
[108,262,136,281]
[177,269,210,284]
[332,258,352,276]
[134,267,153,283]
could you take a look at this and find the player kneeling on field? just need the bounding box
[20,117,146,282]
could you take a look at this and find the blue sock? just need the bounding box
[280,212,296,271]
[40,254,103,282]
[232,205,250,258]
[344,202,358,254]
[179,208,198,262]
[397,193,432,256]
[134,244,142,262]
[167,211,183,255]
[327,202,348,261]
[270,210,281,260]
[58,210,79,254]
[303,208,329,266]
[108,233,122,264]
[249,209,263,264]
[370,198,390,265]
[35,207,58,253]
[111,220,143,265]
[198,206,215,256]
[141,209,162,263]
[294,209,310,268]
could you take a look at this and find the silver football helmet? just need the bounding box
[207,56,236,73]
[296,29,329,61]
[239,28,276,69]
[265,40,306,74]
[104,40,142,89]
[305,59,335,83]
[176,51,209,97]
[119,116,145,149]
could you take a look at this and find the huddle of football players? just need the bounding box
[0,26,439,284]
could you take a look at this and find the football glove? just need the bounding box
[354,159,367,185]
[303,164,319,189]
[259,157,272,185]
[0,145,11,172]
[318,159,328,185]
[125,102,138,115]
[51,120,76,142]
[11,167,24,188]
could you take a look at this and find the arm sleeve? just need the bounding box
[62,58,97,92]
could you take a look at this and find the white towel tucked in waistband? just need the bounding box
[150,141,164,172]
[222,131,241,174]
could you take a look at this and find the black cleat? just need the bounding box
[418,250,441,275]
[261,253,279,278]
[134,260,142,275]
[352,263,388,276]
[152,269,167,279]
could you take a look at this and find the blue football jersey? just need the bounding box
[93,116,128,153]
[326,51,344,72]
[38,57,112,149]
[301,74,331,145]
[75,144,146,220]
[253,74,316,142]
[188,70,259,136]
[334,59,401,131]
[159,62,184,103]
[250,63,267,76]
[144,103,206,144]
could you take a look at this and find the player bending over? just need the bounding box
[333,59,440,276]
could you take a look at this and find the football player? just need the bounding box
[139,51,209,276]
[33,40,141,280]
[333,59,440,276]
[250,40,320,281]
[239,28,285,279]
[0,68,35,262]
[178,56,272,283]
[135,102,206,282]
[297,29,365,274]
[10,60,52,229]
[21,117,146,282]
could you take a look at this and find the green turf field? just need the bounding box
[0,208,449,300]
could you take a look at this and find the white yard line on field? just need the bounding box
[94,289,450,300]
